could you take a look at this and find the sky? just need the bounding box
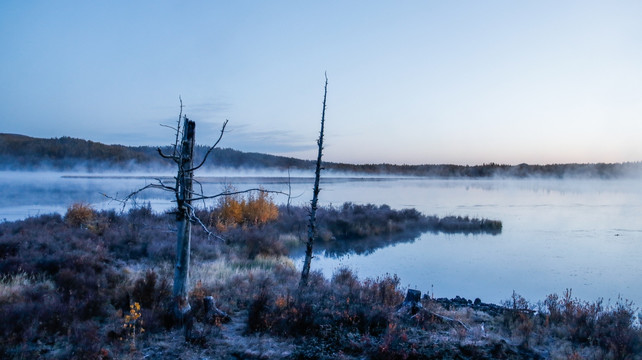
[1,1,641,166]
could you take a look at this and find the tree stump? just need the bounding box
[398,289,422,315]
[204,296,231,324]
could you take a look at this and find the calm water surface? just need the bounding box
[2,171,641,306]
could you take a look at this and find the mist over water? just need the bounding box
[0,170,419,221]
[2,171,642,306]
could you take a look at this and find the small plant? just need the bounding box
[122,302,144,351]
[64,202,95,227]
[372,322,416,360]
[502,291,534,345]
[247,289,272,333]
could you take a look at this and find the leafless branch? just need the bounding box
[157,147,179,161]
[101,183,155,211]
[160,124,178,132]
[192,178,207,208]
[101,192,127,208]
[174,96,184,157]
[188,119,229,172]
[154,177,177,192]
[102,178,176,211]
[189,188,287,202]
[184,203,226,242]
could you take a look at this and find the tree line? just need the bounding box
[1,133,640,178]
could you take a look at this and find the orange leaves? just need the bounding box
[64,202,95,227]
[210,187,279,231]
[122,302,144,350]
[275,295,291,310]
[244,191,279,225]
[123,302,142,324]
[219,196,244,226]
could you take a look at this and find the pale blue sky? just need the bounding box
[1,1,641,165]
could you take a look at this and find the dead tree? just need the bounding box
[172,117,195,316]
[155,113,225,318]
[109,101,283,321]
[299,74,328,289]
[158,114,276,316]
[111,112,206,318]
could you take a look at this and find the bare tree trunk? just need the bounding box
[114,104,236,338]
[299,74,328,289]
[173,117,195,316]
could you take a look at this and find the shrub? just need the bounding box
[131,269,171,311]
[247,288,272,333]
[0,211,129,353]
[212,190,245,230]
[243,190,279,225]
[64,202,95,227]
[594,298,640,357]
[370,323,416,360]
[244,268,403,341]
[68,320,102,358]
[210,188,279,230]
[501,291,534,345]
[361,274,404,307]
[240,227,288,259]
[543,289,642,357]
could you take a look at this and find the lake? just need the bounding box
[1,171,641,307]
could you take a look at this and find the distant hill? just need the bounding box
[0,133,158,170]
[0,133,312,172]
[1,133,640,178]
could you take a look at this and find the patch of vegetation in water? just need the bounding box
[271,202,502,256]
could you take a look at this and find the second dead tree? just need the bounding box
[299,74,328,290]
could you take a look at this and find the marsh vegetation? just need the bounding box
[0,201,639,359]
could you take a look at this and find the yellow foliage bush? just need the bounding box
[210,188,279,230]
[64,202,95,227]
[219,196,245,225]
[244,191,279,225]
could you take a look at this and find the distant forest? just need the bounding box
[1,133,641,178]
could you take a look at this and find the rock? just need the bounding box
[429,296,506,317]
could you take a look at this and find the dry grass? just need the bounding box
[189,256,295,290]
[0,273,54,303]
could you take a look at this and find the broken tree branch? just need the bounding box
[184,203,226,242]
[157,147,179,161]
[189,188,287,203]
[174,96,184,157]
